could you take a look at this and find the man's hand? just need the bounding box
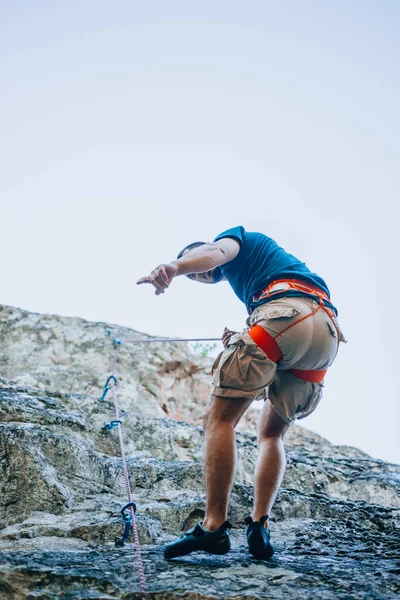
[137,263,179,295]
[222,327,238,348]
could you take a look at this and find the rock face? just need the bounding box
[0,304,212,423]
[0,304,399,600]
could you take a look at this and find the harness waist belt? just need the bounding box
[255,278,331,305]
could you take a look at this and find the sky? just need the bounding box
[1,1,399,463]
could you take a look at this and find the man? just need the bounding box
[137,226,345,560]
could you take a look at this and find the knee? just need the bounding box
[202,407,234,433]
[257,400,290,443]
[202,394,252,432]
[257,422,288,445]
[257,430,285,446]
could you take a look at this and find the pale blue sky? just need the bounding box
[1,1,399,462]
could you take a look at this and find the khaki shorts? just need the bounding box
[211,296,346,424]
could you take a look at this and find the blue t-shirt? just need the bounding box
[214,226,338,315]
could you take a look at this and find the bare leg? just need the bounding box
[252,400,289,527]
[202,395,253,531]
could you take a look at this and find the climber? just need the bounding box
[137,226,346,560]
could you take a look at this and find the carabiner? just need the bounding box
[99,375,117,402]
[101,419,122,431]
[115,502,137,547]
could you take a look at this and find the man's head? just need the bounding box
[177,241,224,284]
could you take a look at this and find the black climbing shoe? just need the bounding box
[245,515,274,559]
[164,521,232,559]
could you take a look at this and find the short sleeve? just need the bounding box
[213,226,245,247]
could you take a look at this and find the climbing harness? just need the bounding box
[249,279,341,383]
[255,278,333,305]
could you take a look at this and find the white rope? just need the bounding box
[121,337,221,344]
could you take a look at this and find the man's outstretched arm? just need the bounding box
[137,238,240,295]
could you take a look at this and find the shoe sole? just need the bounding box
[249,548,274,560]
[164,538,231,559]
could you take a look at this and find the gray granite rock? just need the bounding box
[0,305,399,599]
[0,304,212,423]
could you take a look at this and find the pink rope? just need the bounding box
[110,348,147,599]
[113,344,121,374]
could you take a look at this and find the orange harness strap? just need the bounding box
[290,367,328,383]
[248,324,283,363]
[248,278,339,384]
[248,324,328,383]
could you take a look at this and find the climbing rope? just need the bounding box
[100,334,220,598]
[101,341,148,599]
[107,334,221,344]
